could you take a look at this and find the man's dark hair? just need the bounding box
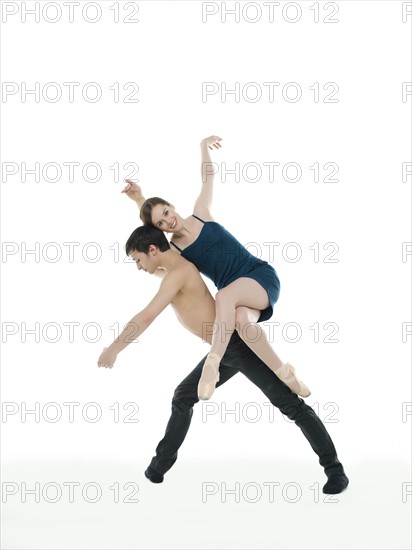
[125,225,171,256]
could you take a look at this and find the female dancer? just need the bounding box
[122,136,310,400]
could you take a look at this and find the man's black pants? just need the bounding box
[148,331,344,477]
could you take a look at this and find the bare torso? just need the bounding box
[167,260,216,344]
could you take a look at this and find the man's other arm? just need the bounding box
[97,270,184,366]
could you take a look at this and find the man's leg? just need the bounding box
[219,332,349,494]
[145,355,239,482]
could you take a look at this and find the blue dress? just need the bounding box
[170,215,280,322]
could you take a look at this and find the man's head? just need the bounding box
[125,225,170,274]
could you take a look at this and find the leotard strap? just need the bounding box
[170,241,182,252]
[170,215,205,252]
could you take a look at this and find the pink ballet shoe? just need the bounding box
[198,353,221,400]
[275,362,311,397]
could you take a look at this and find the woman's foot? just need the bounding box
[275,362,311,397]
[198,353,221,400]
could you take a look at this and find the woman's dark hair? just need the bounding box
[140,197,171,226]
[125,225,171,256]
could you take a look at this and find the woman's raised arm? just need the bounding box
[193,136,222,219]
[121,179,146,211]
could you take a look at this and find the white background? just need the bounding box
[1,0,411,548]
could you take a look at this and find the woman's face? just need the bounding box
[150,203,182,233]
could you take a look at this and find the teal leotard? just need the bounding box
[170,215,280,322]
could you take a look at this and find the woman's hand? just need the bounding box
[121,179,143,203]
[97,347,118,369]
[200,136,222,150]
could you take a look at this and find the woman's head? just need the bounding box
[140,197,183,234]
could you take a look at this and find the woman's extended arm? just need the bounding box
[121,179,146,211]
[193,135,222,219]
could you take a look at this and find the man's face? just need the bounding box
[130,248,158,274]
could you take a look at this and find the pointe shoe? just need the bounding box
[198,353,221,400]
[276,362,311,397]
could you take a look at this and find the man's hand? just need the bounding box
[121,180,143,203]
[200,136,222,150]
[97,347,118,369]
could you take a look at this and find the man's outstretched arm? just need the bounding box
[97,270,184,368]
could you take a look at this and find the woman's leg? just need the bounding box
[211,278,269,357]
[233,305,310,397]
[197,279,263,400]
[198,278,310,399]
[234,305,282,369]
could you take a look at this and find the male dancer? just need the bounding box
[97,225,349,494]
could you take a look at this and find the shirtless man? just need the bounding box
[97,225,349,495]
